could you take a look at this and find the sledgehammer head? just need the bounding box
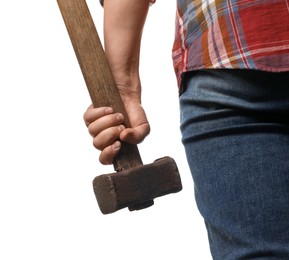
[93,157,182,214]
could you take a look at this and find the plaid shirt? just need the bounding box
[173,0,289,87]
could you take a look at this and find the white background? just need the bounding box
[0,0,211,259]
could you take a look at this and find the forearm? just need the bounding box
[103,0,150,100]
[83,0,152,163]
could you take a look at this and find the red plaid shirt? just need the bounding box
[173,0,289,88]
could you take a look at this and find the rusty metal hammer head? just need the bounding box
[93,156,182,214]
[57,0,182,214]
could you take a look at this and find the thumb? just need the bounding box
[119,123,150,144]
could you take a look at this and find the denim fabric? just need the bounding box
[179,70,289,259]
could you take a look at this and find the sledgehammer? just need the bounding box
[57,0,182,214]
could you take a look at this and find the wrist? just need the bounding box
[113,73,142,101]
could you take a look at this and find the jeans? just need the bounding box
[179,70,289,259]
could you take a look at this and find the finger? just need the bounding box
[92,125,125,151]
[120,122,150,144]
[83,106,114,126]
[99,141,121,165]
[88,113,124,137]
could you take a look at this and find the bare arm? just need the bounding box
[84,0,152,164]
[104,0,150,99]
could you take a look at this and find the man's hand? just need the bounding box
[84,0,151,165]
[84,103,150,165]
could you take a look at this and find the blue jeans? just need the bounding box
[179,70,289,259]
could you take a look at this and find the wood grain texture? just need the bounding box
[57,0,143,171]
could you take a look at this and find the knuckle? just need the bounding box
[99,152,112,165]
[87,124,95,136]
[93,137,103,150]
[99,155,106,165]
[83,107,94,124]
[83,114,89,126]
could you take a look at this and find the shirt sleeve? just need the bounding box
[99,0,155,6]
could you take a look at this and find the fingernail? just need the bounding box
[116,113,124,121]
[118,125,125,132]
[104,107,113,114]
[113,141,121,150]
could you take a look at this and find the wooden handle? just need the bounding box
[57,0,143,171]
